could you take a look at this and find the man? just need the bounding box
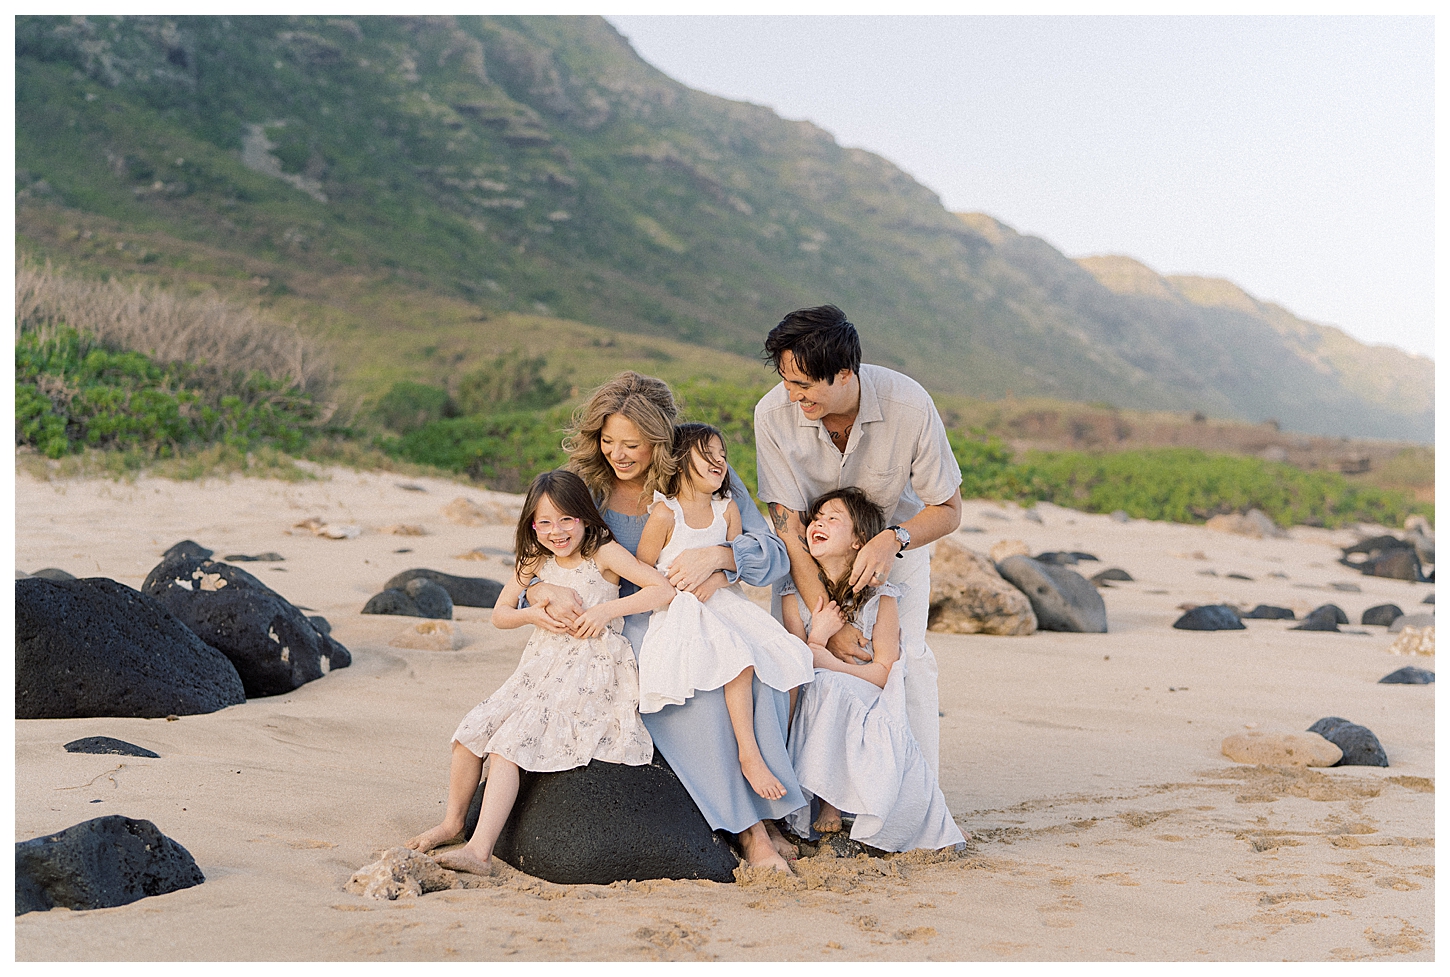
[754,304,962,773]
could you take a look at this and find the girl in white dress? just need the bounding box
[636,423,814,802]
[781,487,964,852]
[405,469,676,876]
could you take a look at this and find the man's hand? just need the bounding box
[848,530,899,594]
[527,582,583,627]
[664,545,730,593]
[826,622,871,663]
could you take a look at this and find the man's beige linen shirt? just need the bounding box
[753,364,962,523]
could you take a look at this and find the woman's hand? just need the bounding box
[663,544,730,592]
[526,600,572,634]
[527,582,584,628]
[681,570,730,602]
[570,604,615,640]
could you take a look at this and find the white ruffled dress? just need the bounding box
[637,493,814,714]
[783,580,965,852]
[451,555,654,771]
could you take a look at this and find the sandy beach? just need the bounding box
[13,466,1435,961]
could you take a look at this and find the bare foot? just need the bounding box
[739,753,786,801]
[434,846,493,877]
[739,828,792,874]
[812,802,843,835]
[764,820,798,860]
[405,822,464,853]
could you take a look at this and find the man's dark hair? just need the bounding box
[763,304,861,384]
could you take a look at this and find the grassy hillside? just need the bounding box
[14,14,1433,444]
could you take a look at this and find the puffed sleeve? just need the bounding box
[724,465,790,587]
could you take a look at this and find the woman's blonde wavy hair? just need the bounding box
[563,371,679,505]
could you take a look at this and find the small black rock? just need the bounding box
[1291,604,1347,631]
[1172,604,1245,631]
[1225,572,1254,581]
[307,615,332,636]
[383,569,504,608]
[1033,552,1079,565]
[1307,716,1388,767]
[30,568,77,581]
[403,578,453,619]
[1361,603,1404,627]
[464,757,739,885]
[1090,568,1133,586]
[162,540,213,562]
[1378,667,1434,685]
[362,589,421,617]
[1422,593,1434,604]
[222,552,284,562]
[1242,604,1295,620]
[15,815,204,915]
[63,737,159,758]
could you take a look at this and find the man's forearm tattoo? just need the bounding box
[769,503,790,532]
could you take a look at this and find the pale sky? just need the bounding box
[608,15,1435,361]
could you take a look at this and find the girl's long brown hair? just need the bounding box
[665,422,731,500]
[806,487,887,622]
[514,469,613,581]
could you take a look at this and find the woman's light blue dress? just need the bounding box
[605,467,804,833]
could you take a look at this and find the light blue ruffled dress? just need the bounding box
[605,467,805,833]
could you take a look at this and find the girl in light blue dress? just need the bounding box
[781,488,964,852]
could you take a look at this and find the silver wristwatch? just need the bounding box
[888,524,910,557]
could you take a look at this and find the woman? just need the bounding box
[526,371,801,872]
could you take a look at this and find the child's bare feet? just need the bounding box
[435,846,493,877]
[764,820,799,860]
[739,824,792,874]
[405,822,464,853]
[740,752,786,801]
[812,802,843,835]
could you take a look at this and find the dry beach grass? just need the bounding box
[13,468,1434,961]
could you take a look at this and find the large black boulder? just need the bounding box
[16,816,204,915]
[1361,603,1405,627]
[1242,604,1296,620]
[1290,604,1347,632]
[1378,666,1434,685]
[1172,604,1245,631]
[141,554,350,698]
[996,556,1107,632]
[1307,717,1388,767]
[384,569,504,608]
[463,757,739,885]
[1340,536,1422,581]
[16,577,245,720]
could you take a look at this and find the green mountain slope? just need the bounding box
[14,14,1432,443]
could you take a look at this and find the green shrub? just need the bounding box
[374,380,454,433]
[454,350,572,416]
[387,407,572,492]
[15,324,328,458]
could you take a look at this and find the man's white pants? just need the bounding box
[888,545,940,775]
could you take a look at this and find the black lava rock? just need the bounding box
[1307,717,1388,767]
[1365,549,1422,581]
[404,578,453,619]
[464,757,739,885]
[1172,604,1245,631]
[29,568,76,581]
[222,552,284,562]
[1388,612,1435,633]
[1379,667,1434,685]
[16,577,245,720]
[383,569,504,608]
[996,556,1107,632]
[362,589,420,617]
[1034,551,1079,565]
[307,615,332,636]
[1291,604,1347,631]
[15,815,204,915]
[1361,604,1405,627]
[141,555,350,698]
[162,540,213,562]
[1423,593,1434,604]
[1242,604,1296,620]
[64,737,159,758]
[1225,573,1254,581]
[1090,568,1133,585]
